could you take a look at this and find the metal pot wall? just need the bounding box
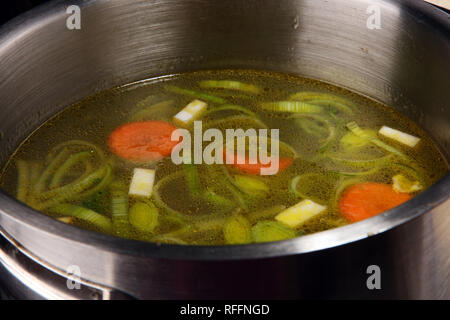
[0,0,448,299]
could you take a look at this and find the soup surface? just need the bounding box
[1,70,448,245]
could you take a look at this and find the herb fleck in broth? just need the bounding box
[1,70,448,245]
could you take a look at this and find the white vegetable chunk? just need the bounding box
[378,126,420,147]
[392,174,423,193]
[129,168,155,198]
[275,199,327,228]
[173,99,208,127]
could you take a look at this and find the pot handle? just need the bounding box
[0,228,134,300]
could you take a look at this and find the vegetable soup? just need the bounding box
[1,70,448,245]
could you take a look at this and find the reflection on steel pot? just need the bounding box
[0,0,449,299]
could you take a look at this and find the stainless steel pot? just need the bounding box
[0,0,448,299]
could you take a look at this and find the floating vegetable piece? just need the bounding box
[34,164,113,210]
[290,114,336,152]
[226,154,294,176]
[173,99,208,127]
[82,189,109,213]
[110,180,131,236]
[333,178,362,209]
[20,140,113,211]
[202,188,235,208]
[152,170,189,221]
[275,199,327,228]
[45,140,106,163]
[233,175,269,196]
[289,173,338,203]
[129,168,155,198]
[392,174,423,193]
[50,204,113,233]
[390,163,422,181]
[223,135,296,175]
[49,151,92,189]
[28,162,43,188]
[109,121,179,162]
[289,91,355,109]
[223,213,252,244]
[129,200,159,233]
[289,175,304,198]
[260,101,322,113]
[346,121,406,157]
[339,182,412,222]
[379,126,420,147]
[72,164,113,201]
[199,80,261,94]
[57,217,75,224]
[212,166,249,210]
[34,148,71,193]
[252,221,297,243]
[340,129,377,150]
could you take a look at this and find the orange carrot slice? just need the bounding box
[224,150,293,175]
[339,182,412,222]
[108,121,179,162]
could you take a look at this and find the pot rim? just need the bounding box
[0,0,449,261]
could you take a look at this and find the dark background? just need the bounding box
[0,0,49,26]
